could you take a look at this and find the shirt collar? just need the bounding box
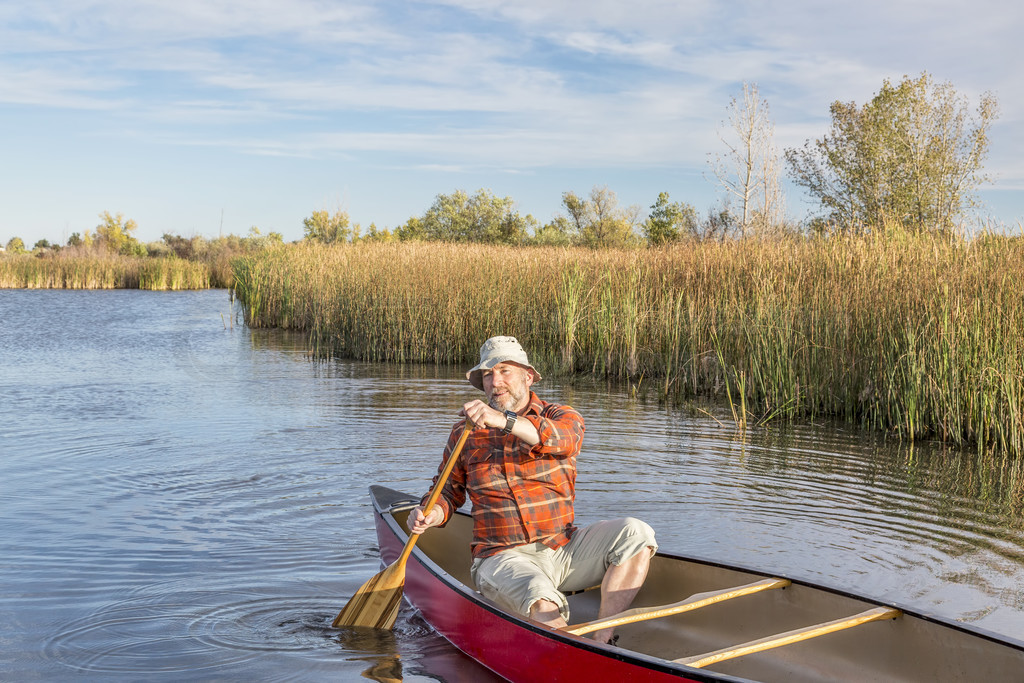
[524,391,545,416]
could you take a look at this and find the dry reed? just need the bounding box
[232,235,1024,457]
[0,253,213,290]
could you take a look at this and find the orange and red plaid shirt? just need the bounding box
[424,392,585,559]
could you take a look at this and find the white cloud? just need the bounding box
[2,0,1023,244]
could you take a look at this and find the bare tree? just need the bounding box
[708,82,784,238]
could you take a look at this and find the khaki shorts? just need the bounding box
[470,517,657,622]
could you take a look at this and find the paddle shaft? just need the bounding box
[393,420,474,568]
[331,420,473,629]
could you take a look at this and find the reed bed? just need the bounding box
[0,254,212,290]
[233,236,1024,456]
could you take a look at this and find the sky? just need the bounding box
[2,0,1023,247]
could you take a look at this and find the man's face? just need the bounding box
[483,362,533,412]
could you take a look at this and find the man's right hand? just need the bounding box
[408,504,444,534]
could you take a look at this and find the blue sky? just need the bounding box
[2,0,1022,247]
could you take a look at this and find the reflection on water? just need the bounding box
[0,289,1021,681]
[336,628,402,682]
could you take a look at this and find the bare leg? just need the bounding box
[590,547,654,644]
[529,598,568,629]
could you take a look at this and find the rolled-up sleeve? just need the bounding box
[520,405,584,459]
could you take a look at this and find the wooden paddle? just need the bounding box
[332,420,474,629]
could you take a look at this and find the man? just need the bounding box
[408,336,657,645]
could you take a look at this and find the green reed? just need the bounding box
[233,235,1024,457]
[0,253,215,290]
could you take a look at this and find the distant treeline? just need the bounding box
[233,233,1024,458]
[0,215,284,290]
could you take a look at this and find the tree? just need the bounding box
[95,211,141,254]
[419,189,533,244]
[359,223,395,243]
[395,216,426,241]
[561,186,640,248]
[162,233,201,259]
[530,216,574,246]
[785,72,998,233]
[643,192,698,245]
[708,82,784,238]
[5,237,26,253]
[245,226,283,249]
[303,209,351,244]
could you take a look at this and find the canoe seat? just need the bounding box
[567,578,790,636]
[675,606,902,669]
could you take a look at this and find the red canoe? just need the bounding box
[365,485,1024,682]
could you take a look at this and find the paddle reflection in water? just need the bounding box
[336,627,403,682]
[336,624,504,683]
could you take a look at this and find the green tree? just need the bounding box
[561,186,640,248]
[530,216,574,246]
[5,237,26,253]
[419,189,533,244]
[302,209,351,244]
[643,192,698,245]
[67,233,83,247]
[785,72,998,233]
[95,211,141,254]
[395,216,426,241]
[359,223,395,243]
[244,226,283,249]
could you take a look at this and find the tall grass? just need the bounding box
[0,253,212,290]
[232,235,1024,456]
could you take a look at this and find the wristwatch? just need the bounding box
[500,410,518,434]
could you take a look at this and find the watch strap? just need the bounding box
[500,410,517,434]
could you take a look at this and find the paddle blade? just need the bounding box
[332,561,406,629]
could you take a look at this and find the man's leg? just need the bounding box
[590,545,654,644]
[472,543,570,626]
[555,517,658,644]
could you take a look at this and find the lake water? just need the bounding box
[1,289,1022,681]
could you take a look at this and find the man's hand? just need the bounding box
[408,504,444,535]
[461,399,503,430]
[460,399,540,445]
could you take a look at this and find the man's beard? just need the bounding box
[488,386,524,412]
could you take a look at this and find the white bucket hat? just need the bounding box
[466,336,543,391]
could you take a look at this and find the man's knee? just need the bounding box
[609,517,658,565]
[624,517,655,536]
[529,598,560,618]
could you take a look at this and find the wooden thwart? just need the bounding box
[566,577,791,636]
[676,606,902,669]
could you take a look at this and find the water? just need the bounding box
[1,289,1021,681]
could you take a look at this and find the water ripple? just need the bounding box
[3,289,1023,678]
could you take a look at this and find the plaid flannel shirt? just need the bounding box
[424,391,585,559]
